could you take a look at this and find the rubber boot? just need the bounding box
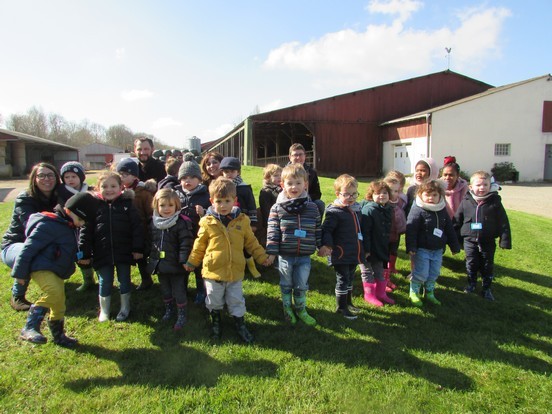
[362,282,383,307]
[481,275,495,301]
[162,299,174,322]
[335,294,357,320]
[234,316,254,344]
[246,257,261,278]
[173,305,187,330]
[388,255,398,275]
[210,310,222,340]
[293,293,317,326]
[48,319,78,348]
[346,290,361,314]
[409,281,423,307]
[116,293,131,321]
[464,273,477,293]
[76,266,96,292]
[98,295,111,322]
[10,295,32,312]
[384,269,396,292]
[282,292,297,325]
[20,305,48,344]
[424,281,441,305]
[375,280,395,305]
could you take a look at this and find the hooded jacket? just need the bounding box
[361,200,392,263]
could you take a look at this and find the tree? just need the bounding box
[106,124,135,152]
[6,106,48,138]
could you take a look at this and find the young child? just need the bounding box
[174,154,211,304]
[319,174,366,320]
[258,163,283,246]
[406,180,460,307]
[360,180,395,307]
[157,157,183,190]
[220,157,261,278]
[13,192,100,347]
[454,171,511,300]
[185,178,272,344]
[116,158,156,291]
[266,164,321,325]
[440,156,469,219]
[148,189,194,330]
[385,169,407,204]
[405,158,438,216]
[57,161,97,292]
[79,171,144,322]
[383,176,407,280]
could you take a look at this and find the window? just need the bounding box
[494,143,511,156]
[543,101,552,132]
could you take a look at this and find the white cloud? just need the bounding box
[151,117,183,129]
[366,0,423,25]
[121,89,154,101]
[115,47,126,60]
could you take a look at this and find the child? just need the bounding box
[157,157,183,190]
[266,164,321,325]
[405,158,438,216]
[13,192,100,347]
[385,169,407,204]
[258,164,283,246]
[440,156,468,219]
[116,158,156,291]
[148,189,194,330]
[454,171,511,300]
[220,157,261,278]
[383,176,407,280]
[406,180,460,307]
[185,178,272,344]
[360,180,395,307]
[79,171,144,322]
[174,154,211,304]
[319,174,366,320]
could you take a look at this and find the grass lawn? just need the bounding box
[0,166,551,413]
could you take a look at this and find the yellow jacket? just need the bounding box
[188,213,268,282]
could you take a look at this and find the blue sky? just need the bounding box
[0,0,550,147]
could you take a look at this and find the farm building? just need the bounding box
[79,143,126,170]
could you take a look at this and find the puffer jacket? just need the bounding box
[406,201,460,253]
[187,211,268,282]
[174,184,211,236]
[361,201,392,262]
[12,210,78,280]
[321,203,366,265]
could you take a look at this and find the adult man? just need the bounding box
[288,143,325,216]
[134,137,166,183]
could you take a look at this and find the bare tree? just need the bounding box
[6,106,49,138]
[106,124,135,151]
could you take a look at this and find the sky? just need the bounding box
[0,0,550,148]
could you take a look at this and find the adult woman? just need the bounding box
[440,156,468,218]
[2,162,60,311]
[199,151,223,187]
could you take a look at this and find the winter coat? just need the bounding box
[266,196,321,257]
[12,210,78,281]
[138,157,166,183]
[236,183,258,225]
[128,181,155,255]
[444,178,469,218]
[361,201,392,263]
[187,212,268,282]
[454,191,511,249]
[79,193,144,270]
[174,184,211,236]
[258,184,282,229]
[321,203,366,265]
[388,197,407,242]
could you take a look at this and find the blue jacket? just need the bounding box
[321,203,366,265]
[12,210,78,281]
[406,202,460,253]
[361,201,392,263]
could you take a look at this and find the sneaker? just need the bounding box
[11,296,32,311]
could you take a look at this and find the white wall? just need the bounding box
[383,137,427,176]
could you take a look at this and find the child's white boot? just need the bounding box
[98,296,111,322]
[116,293,131,322]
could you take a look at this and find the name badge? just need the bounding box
[471,223,483,230]
[433,228,443,238]
[76,251,84,260]
[294,229,307,238]
[160,251,166,258]
[358,232,364,241]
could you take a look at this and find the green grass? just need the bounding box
[1,167,551,413]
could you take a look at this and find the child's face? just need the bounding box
[470,177,491,197]
[66,210,85,227]
[211,195,237,216]
[421,190,440,204]
[441,166,459,190]
[119,172,137,188]
[221,169,239,180]
[271,172,282,186]
[206,156,221,177]
[158,198,177,218]
[63,172,82,190]
[282,176,306,198]
[415,163,430,183]
[387,182,400,202]
[180,176,201,191]
[372,189,389,205]
[100,177,123,201]
[336,185,358,206]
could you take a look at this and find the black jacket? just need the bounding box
[236,183,258,225]
[322,203,366,265]
[138,157,166,183]
[361,201,392,263]
[406,202,460,253]
[174,184,211,236]
[258,184,281,229]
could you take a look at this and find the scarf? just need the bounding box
[63,183,89,196]
[232,175,244,186]
[206,206,241,227]
[152,210,180,230]
[415,195,446,212]
[182,183,206,196]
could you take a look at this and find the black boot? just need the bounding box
[210,310,222,340]
[20,305,48,344]
[335,294,357,320]
[481,275,495,301]
[464,274,477,293]
[11,295,32,311]
[346,291,360,314]
[174,305,187,331]
[48,319,78,348]
[233,316,254,344]
[161,300,174,322]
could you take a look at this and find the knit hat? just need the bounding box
[60,161,85,184]
[220,157,241,171]
[178,157,202,180]
[65,192,100,221]
[116,158,139,177]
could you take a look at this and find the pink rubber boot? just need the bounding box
[376,280,395,305]
[362,282,383,307]
[384,269,396,292]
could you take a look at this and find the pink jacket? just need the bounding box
[444,178,468,218]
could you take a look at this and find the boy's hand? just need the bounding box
[16,278,26,285]
[184,264,194,272]
[133,252,143,260]
[251,226,257,233]
[408,251,416,257]
[264,255,276,266]
[78,259,91,265]
[318,246,332,257]
[196,205,205,217]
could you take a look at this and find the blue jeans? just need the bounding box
[97,264,132,297]
[2,244,29,297]
[278,255,311,295]
[411,248,442,284]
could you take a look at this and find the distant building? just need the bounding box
[79,143,126,170]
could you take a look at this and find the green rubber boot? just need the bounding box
[293,293,317,326]
[409,281,423,307]
[425,281,441,305]
[282,293,297,325]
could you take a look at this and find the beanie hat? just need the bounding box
[178,157,202,180]
[65,192,100,221]
[116,158,139,177]
[220,157,241,171]
[60,161,86,183]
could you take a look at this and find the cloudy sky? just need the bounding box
[0,0,550,147]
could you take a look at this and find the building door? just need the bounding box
[394,144,412,175]
[545,144,552,181]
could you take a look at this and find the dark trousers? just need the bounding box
[464,239,496,288]
[159,273,188,305]
[334,263,357,295]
